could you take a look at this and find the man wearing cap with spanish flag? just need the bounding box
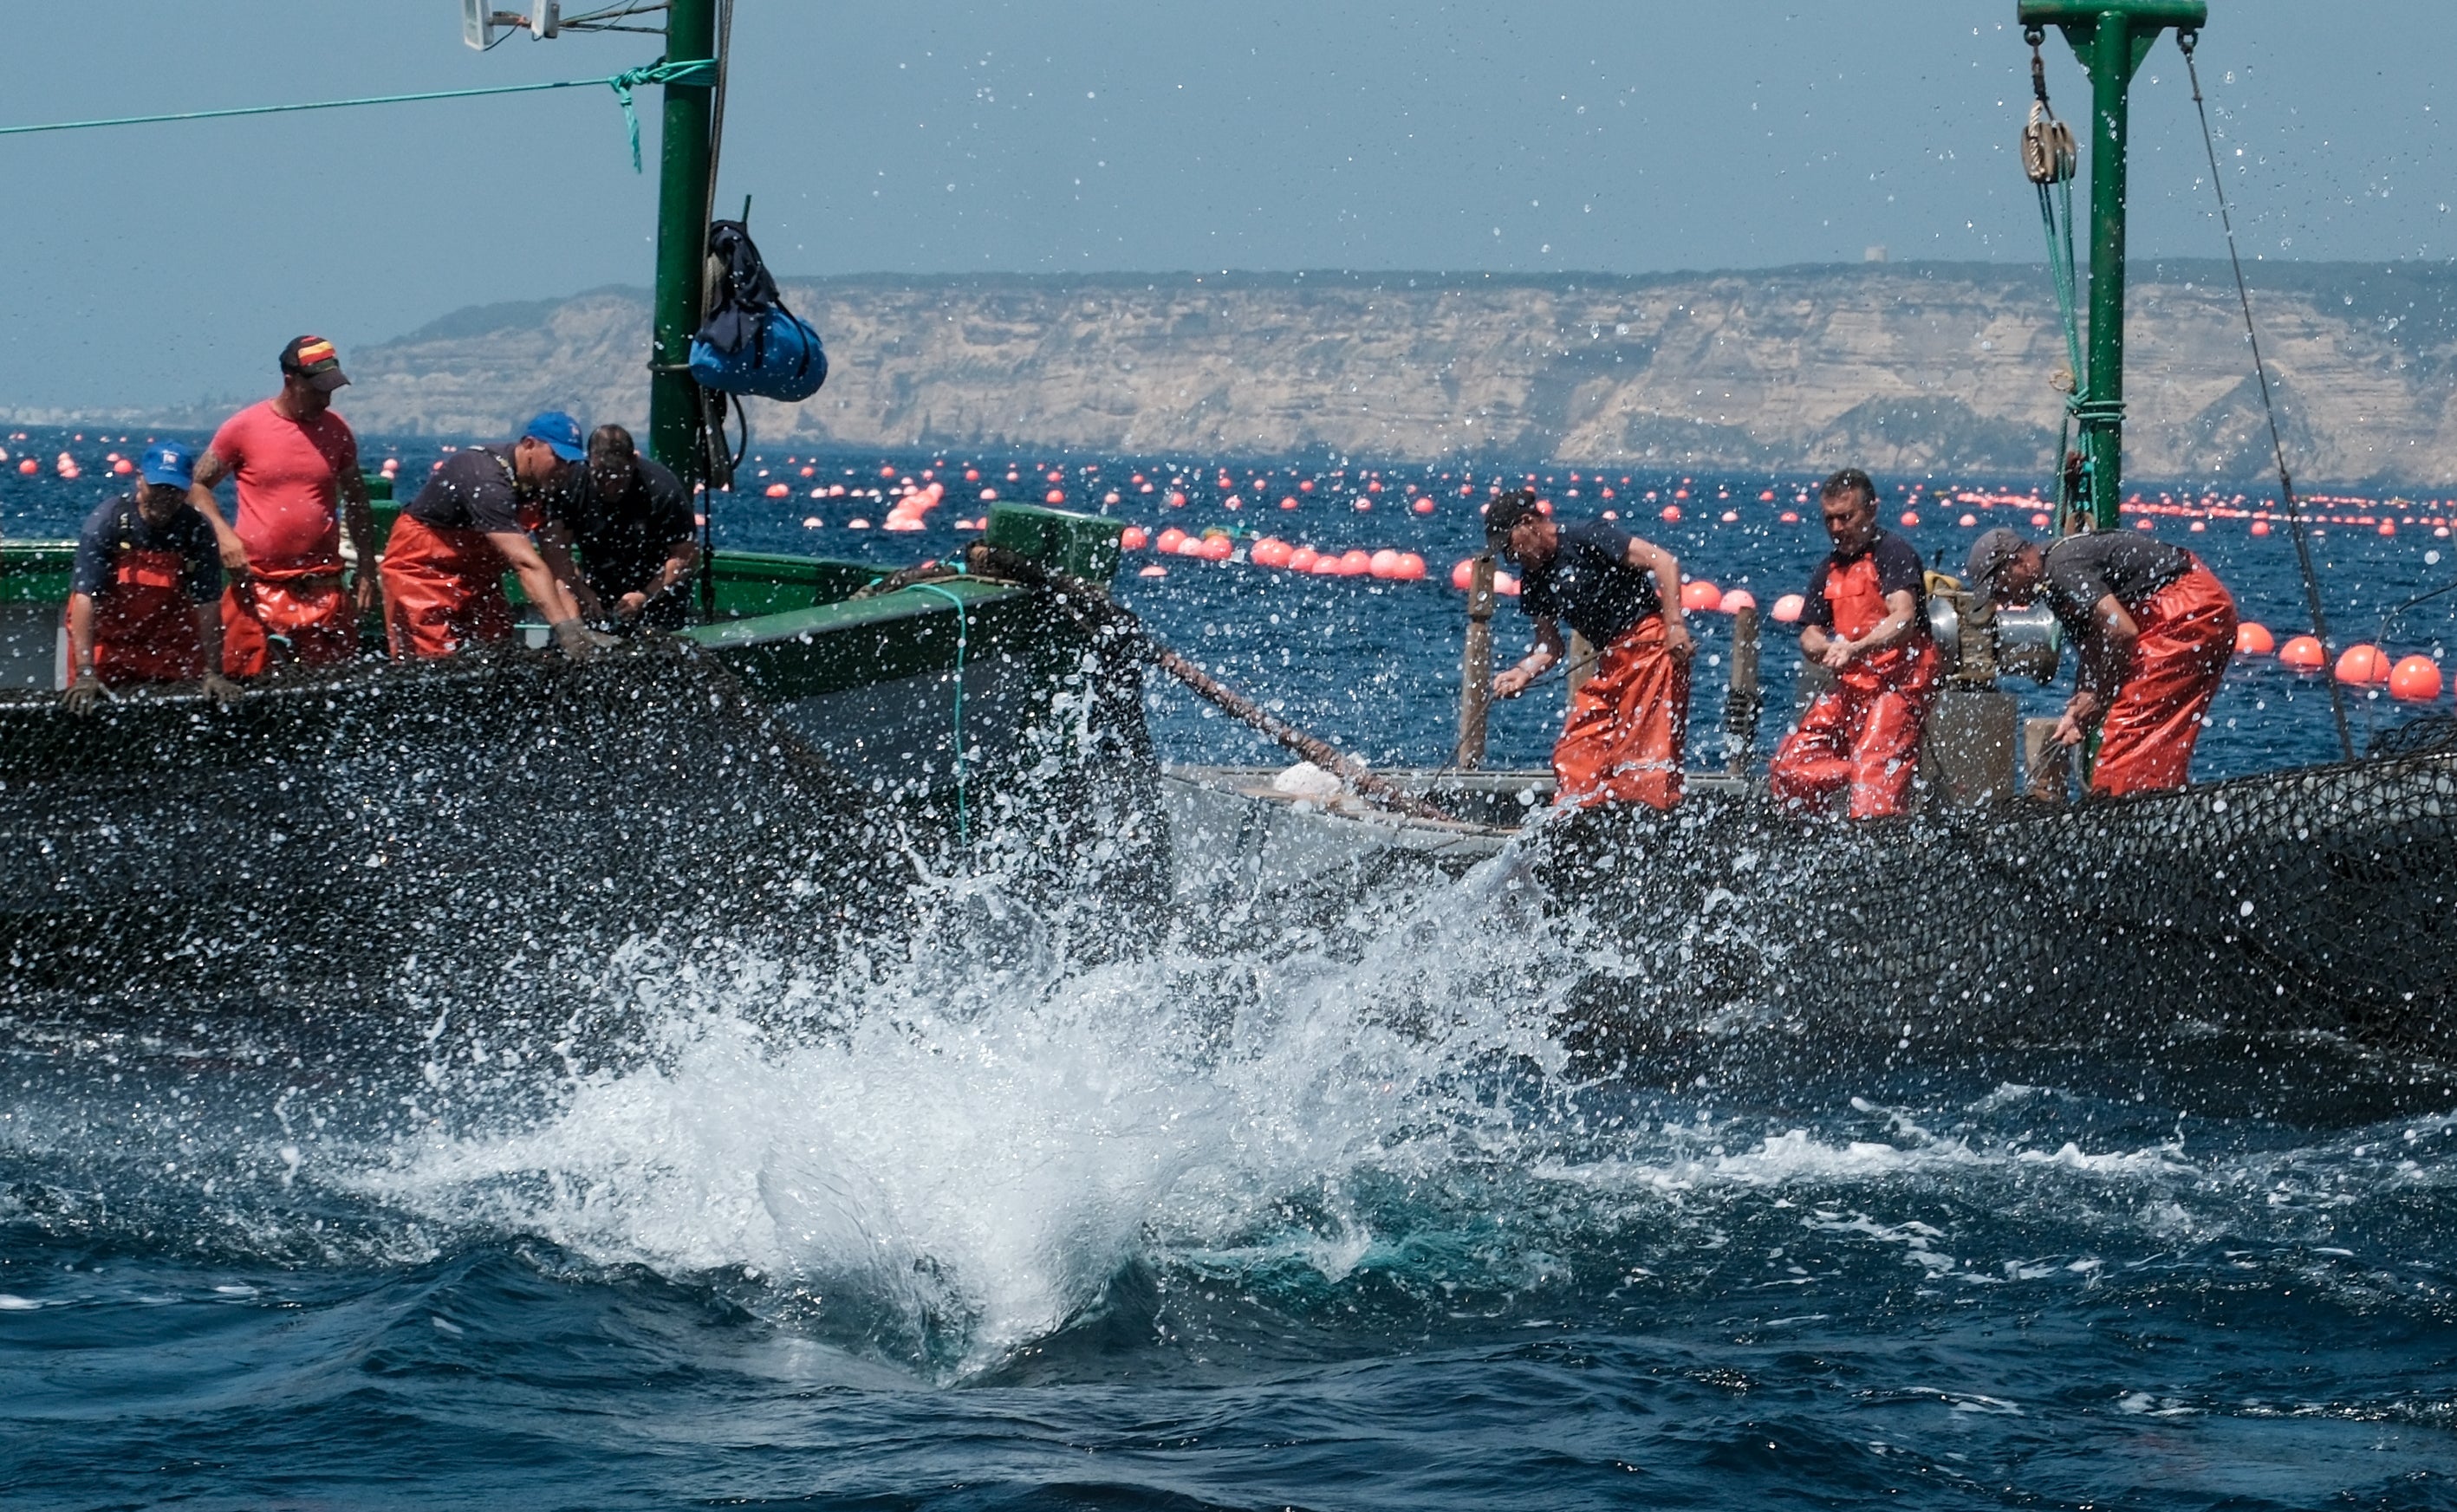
[189,335,380,676]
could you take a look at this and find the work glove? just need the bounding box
[60,672,104,716]
[549,618,619,660]
[201,672,245,707]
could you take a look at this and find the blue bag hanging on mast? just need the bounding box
[689,220,829,402]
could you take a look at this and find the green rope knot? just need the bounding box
[608,57,719,172]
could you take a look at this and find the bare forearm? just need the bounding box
[67,595,95,677]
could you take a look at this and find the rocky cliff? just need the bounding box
[330,262,2457,483]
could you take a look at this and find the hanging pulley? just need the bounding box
[2021,29,2077,185]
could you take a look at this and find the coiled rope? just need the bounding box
[2179,29,2355,762]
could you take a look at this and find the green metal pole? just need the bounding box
[647,0,718,484]
[2080,16,2132,531]
[2018,2,2206,530]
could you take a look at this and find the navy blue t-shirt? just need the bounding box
[1518,519,1661,645]
[71,495,222,602]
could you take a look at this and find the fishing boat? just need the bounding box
[0,2,1163,1019]
[1160,0,2457,1071]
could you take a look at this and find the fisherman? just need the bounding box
[189,335,379,677]
[552,424,699,630]
[62,441,240,711]
[1767,467,1937,818]
[380,413,603,661]
[1486,490,1695,808]
[1966,525,2238,795]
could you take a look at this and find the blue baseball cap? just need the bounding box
[140,440,197,490]
[520,411,587,463]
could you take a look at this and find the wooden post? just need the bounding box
[1724,604,1762,775]
[1565,630,1596,708]
[1458,553,1496,770]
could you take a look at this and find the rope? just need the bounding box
[910,581,972,843]
[2181,31,2355,762]
[0,58,716,175]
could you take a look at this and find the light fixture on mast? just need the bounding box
[462,0,562,47]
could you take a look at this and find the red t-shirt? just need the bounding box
[207,399,360,566]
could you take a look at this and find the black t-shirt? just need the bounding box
[1800,529,1927,632]
[561,456,694,604]
[1518,518,1661,645]
[405,448,552,535]
[2040,534,2191,639]
[72,495,222,601]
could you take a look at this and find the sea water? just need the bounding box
[7,437,2457,1509]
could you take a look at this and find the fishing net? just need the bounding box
[1538,746,2457,1065]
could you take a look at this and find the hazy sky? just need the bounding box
[3,2,2449,409]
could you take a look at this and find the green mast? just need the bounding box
[2017,1,2206,531]
[647,0,719,484]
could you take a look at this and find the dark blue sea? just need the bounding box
[9,429,2457,1510]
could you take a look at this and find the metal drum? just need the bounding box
[1992,603,2062,684]
[1926,594,1966,675]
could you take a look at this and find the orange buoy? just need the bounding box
[1957,513,1977,528]
[2381,521,2399,536]
[1289,546,1322,573]
[1199,534,1234,561]
[1251,537,1293,568]
[1759,490,1776,502]
[1119,525,1150,550]
[1309,553,1345,576]
[1495,571,1521,597]
[1771,593,1806,624]
[1336,548,1373,576]
[1673,488,1689,501]
[1679,580,1722,613]
[2391,655,2444,702]
[1172,535,1206,557]
[1044,489,1065,505]
[1368,548,1401,579]
[1778,510,1799,523]
[1155,527,1188,554]
[1279,496,1299,510]
[1719,510,1739,523]
[2278,634,2325,670]
[2234,621,2274,655]
[1450,556,1477,589]
[965,469,980,482]
[1394,552,1427,581]
[1899,510,1921,528]
[1719,588,1757,613]
[1298,480,1315,493]
[2251,519,2272,536]
[1412,499,1434,515]
[1167,490,1187,508]
[764,483,790,498]
[112,458,133,476]
[1138,563,1167,579]
[1661,504,1683,522]
[15,458,34,475]
[880,465,897,478]
[2335,643,2392,685]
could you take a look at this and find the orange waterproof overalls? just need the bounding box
[80,507,209,685]
[1768,552,1938,818]
[2089,556,2236,795]
[1555,614,1692,810]
[380,452,534,660]
[222,558,355,676]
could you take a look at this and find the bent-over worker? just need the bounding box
[1487,490,1696,809]
[380,412,601,661]
[189,335,379,676]
[1967,526,2237,795]
[555,424,698,630]
[1768,468,1937,818]
[63,442,240,711]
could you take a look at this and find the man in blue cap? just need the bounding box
[380,412,605,660]
[62,441,244,711]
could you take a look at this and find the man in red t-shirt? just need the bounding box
[189,335,380,677]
